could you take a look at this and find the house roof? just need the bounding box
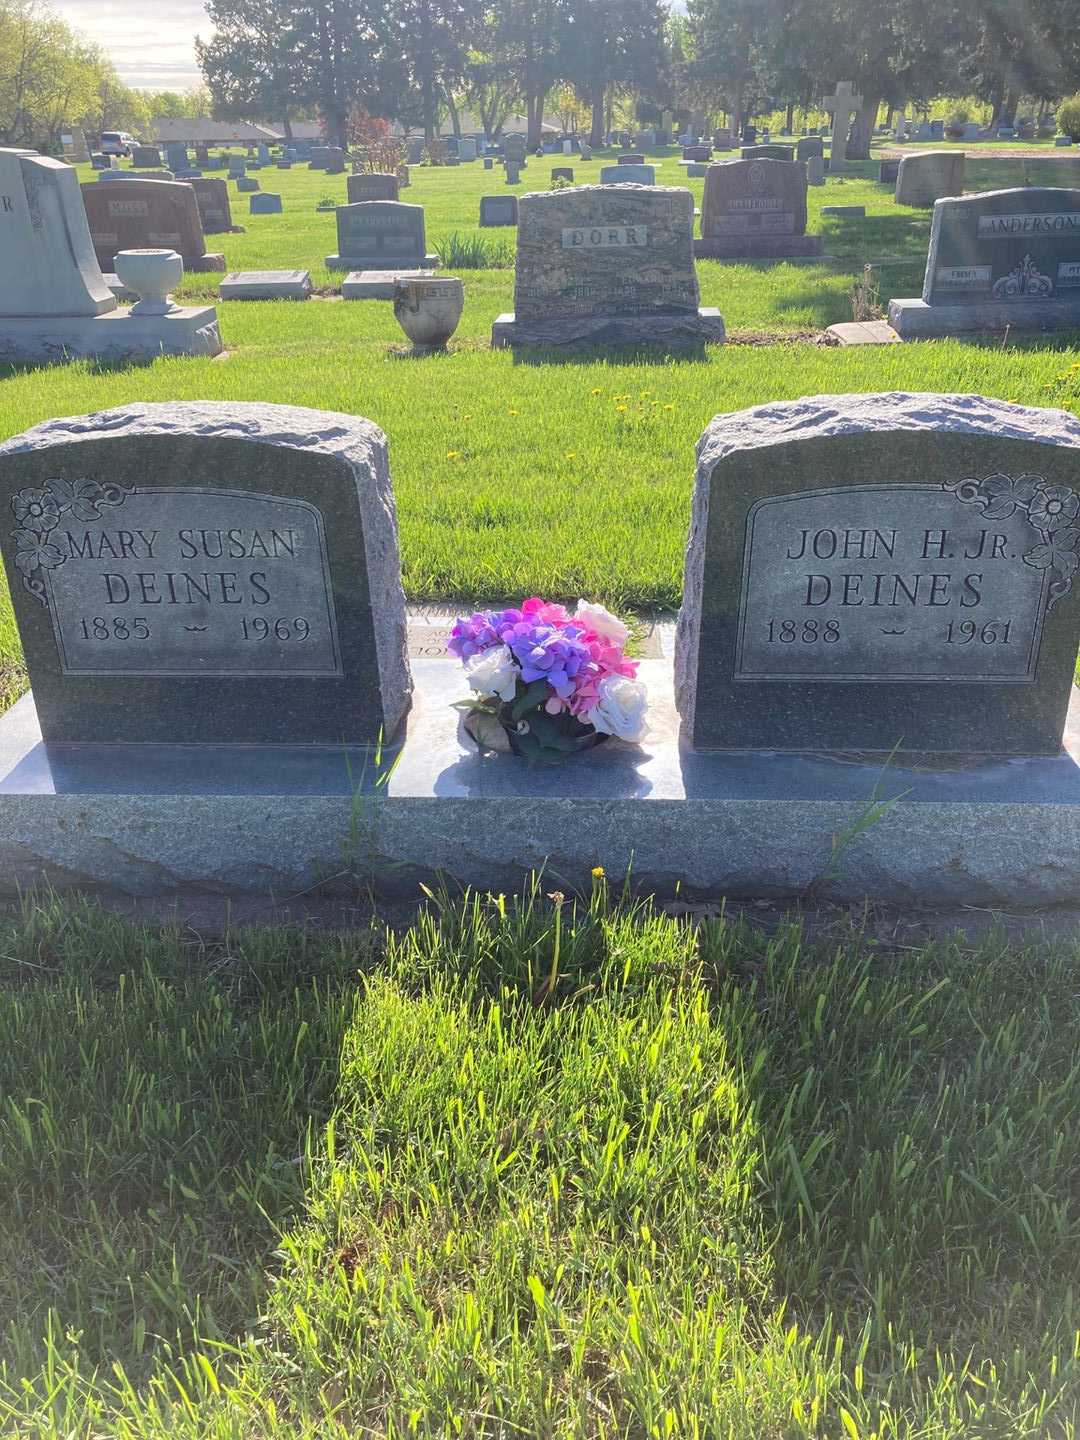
[150,118,283,144]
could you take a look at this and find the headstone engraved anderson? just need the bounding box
[0,403,412,745]
[675,393,1080,753]
[889,187,1080,338]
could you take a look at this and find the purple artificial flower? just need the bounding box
[448,611,502,660]
[502,620,591,699]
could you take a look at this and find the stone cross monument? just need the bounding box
[824,81,862,174]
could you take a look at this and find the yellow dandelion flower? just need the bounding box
[639,389,651,398]
[663,403,676,411]
[616,404,628,413]
[591,865,605,878]
[508,408,520,415]
[446,450,460,459]
[463,413,473,421]
[591,387,602,395]
[564,451,577,459]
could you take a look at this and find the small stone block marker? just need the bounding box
[600,164,654,185]
[479,195,518,227]
[889,186,1080,339]
[826,320,902,344]
[741,143,795,161]
[675,392,1080,754]
[341,269,427,299]
[821,205,864,217]
[81,178,226,273]
[492,183,725,350]
[326,200,437,271]
[696,158,823,258]
[249,192,283,214]
[0,402,412,745]
[347,172,399,203]
[219,270,311,299]
[236,176,259,192]
[895,150,965,206]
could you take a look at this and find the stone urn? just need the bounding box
[392,276,464,349]
[114,248,184,315]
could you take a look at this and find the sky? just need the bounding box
[52,0,212,91]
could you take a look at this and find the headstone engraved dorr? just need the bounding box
[0,402,411,745]
[889,187,1080,338]
[326,200,437,271]
[492,183,725,350]
[675,392,1080,753]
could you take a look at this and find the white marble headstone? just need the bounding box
[0,147,116,318]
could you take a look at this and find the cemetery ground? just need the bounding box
[3,142,1080,1436]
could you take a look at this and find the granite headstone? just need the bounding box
[479,194,518,227]
[347,172,399,203]
[675,393,1080,754]
[189,176,234,234]
[326,201,437,271]
[81,179,226,272]
[0,402,411,745]
[696,158,822,258]
[491,183,725,349]
[895,150,965,206]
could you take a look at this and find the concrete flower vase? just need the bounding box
[392,276,464,349]
[115,248,184,315]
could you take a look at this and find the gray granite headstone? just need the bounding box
[250,192,282,213]
[492,183,725,349]
[132,145,162,167]
[81,178,226,273]
[479,194,518,227]
[326,200,436,270]
[0,402,411,745]
[189,176,234,233]
[600,164,654,185]
[895,150,965,206]
[696,158,822,258]
[796,136,824,162]
[347,172,399,203]
[675,393,1080,754]
[890,187,1080,337]
[741,143,795,161]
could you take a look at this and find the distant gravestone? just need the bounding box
[879,158,900,185]
[189,176,235,234]
[250,192,283,213]
[889,187,1080,338]
[60,128,91,163]
[504,136,527,165]
[227,157,246,178]
[505,160,521,184]
[696,159,823,258]
[796,136,824,162]
[195,145,210,168]
[165,143,189,174]
[895,150,965,206]
[823,81,862,174]
[479,194,518,227]
[309,147,331,170]
[347,172,399,203]
[491,183,725,350]
[90,153,110,170]
[484,156,494,169]
[741,143,795,161]
[132,145,162,168]
[551,166,574,182]
[675,392,1080,754]
[459,138,477,161]
[0,402,411,745]
[618,154,645,165]
[600,164,654,184]
[325,148,346,174]
[683,145,711,162]
[806,156,825,186]
[236,176,259,192]
[326,201,437,271]
[81,179,227,272]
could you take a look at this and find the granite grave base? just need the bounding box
[0,308,223,363]
[326,252,438,272]
[342,269,430,299]
[491,309,726,350]
[889,296,1080,338]
[694,234,825,259]
[4,656,1080,907]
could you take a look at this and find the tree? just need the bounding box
[197,0,310,133]
[561,0,666,146]
[384,0,484,144]
[499,0,567,147]
[685,0,772,137]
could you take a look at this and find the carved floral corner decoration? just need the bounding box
[10,477,129,607]
[945,472,1079,610]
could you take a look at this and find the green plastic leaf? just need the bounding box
[511,680,550,721]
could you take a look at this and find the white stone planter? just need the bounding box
[114,248,184,315]
[392,276,464,348]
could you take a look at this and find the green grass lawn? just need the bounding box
[1,889,1079,1437]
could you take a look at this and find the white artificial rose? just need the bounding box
[575,600,630,649]
[584,674,648,743]
[465,643,518,703]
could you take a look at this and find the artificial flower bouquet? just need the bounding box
[448,598,648,762]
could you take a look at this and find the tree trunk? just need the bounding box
[589,82,604,147]
[988,76,1005,128]
[847,95,880,159]
[884,104,894,130]
[1001,87,1020,128]
[527,88,547,149]
[445,91,461,137]
[282,112,293,140]
[785,102,794,133]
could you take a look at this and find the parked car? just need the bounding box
[100,131,135,156]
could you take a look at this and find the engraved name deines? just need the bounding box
[935,265,991,287]
[977,212,1080,236]
[734,476,1078,683]
[561,225,648,248]
[10,481,342,677]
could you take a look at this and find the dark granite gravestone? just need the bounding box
[696,158,823,258]
[889,187,1080,337]
[0,402,411,745]
[878,158,900,185]
[189,176,235,233]
[675,393,1080,754]
[796,136,824,162]
[347,172,400,203]
[617,154,645,165]
[491,184,725,349]
[551,167,574,182]
[132,145,162,167]
[165,143,189,174]
[479,194,518,227]
[683,145,711,162]
[326,201,437,270]
[81,180,226,272]
[741,143,795,162]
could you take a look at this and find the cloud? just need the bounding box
[51,0,213,89]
